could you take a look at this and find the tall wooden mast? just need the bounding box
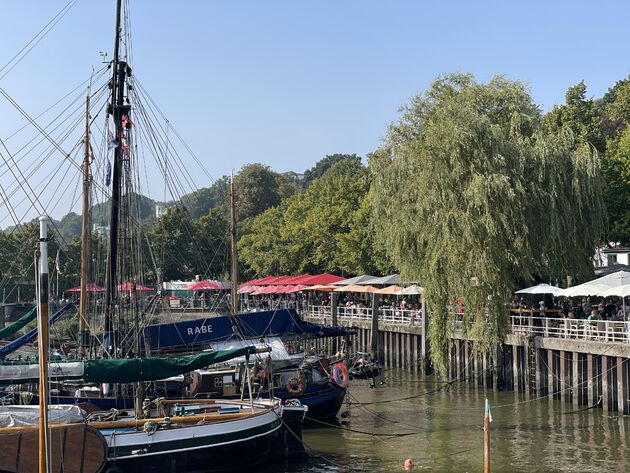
[230,173,238,314]
[78,92,91,356]
[104,0,129,353]
[37,216,51,473]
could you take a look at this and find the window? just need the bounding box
[607,254,618,265]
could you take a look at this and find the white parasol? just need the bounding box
[515,283,565,296]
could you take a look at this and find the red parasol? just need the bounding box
[65,283,105,293]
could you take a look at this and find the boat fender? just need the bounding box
[331,362,349,388]
[286,374,305,395]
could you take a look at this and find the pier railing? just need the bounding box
[509,315,629,343]
[307,305,629,344]
[306,305,422,325]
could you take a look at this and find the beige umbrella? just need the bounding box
[333,284,378,293]
[374,285,403,295]
[401,284,423,295]
[305,284,337,292]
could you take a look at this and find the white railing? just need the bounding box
[510,315,629,343]
[306,306,629,344]
[304,305,422,325]
[380,308,422,324]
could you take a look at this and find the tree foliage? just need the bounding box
[371,74,605,376]
[239,159,379,275]
[181,176,229,218]
[233,163,284,221]
[302,154,362,188]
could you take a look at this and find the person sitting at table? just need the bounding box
[582,298,592,316]
[566,310,575,319]
[604,302,617,318]
[587,310,600,321]
[597,302,605,317]
[609,309,621,322]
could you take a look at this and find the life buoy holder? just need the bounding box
[331,362,350,388]
[286,374,305,395]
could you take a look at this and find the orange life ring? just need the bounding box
[331,362,349,388]
[286,374,305,395]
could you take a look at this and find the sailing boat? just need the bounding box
[0,0,306,471]
[135,177,351,420]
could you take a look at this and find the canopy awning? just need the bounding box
[401,284,423,295]
[363,274,401,285]
[187,280,223,290]
[515,283,565,296]
[563,271,630,297]
[65,284,105,293]
[332,275,379,286]
[600,284,630,298]
[118,282,154,292]
[333,284,377,293]
[306,284,338,292]
[237,285,257,294]
[374,285,403,295]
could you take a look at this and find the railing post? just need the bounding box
[331,292,339,354]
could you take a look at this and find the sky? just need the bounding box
[0,0,628,220]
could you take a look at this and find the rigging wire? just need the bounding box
[0,0,80,82]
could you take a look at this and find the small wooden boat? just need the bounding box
[348,352,381,380]
[0,423,107,473]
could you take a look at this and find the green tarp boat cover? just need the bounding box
[83,346,257,383]
[0,307,36,340]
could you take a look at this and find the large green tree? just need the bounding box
[149,206,197,281]
[239,159,374,275]
[181,176,229,219]
[233,163,284,221]
[302,153,362,188]
[371,74,605,376]
[602,128,630,244]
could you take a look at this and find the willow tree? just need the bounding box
[370,74,605,376]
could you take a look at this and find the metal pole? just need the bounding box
[37,216,50,473]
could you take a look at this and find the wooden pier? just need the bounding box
[303,305,630,415]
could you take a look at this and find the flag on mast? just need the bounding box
[55,249,62,274]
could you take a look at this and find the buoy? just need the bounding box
[404,458,414,471]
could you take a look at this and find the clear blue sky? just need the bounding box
[0,0,628,199]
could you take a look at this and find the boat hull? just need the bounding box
[281,382,346,421]
[101,408,283,473]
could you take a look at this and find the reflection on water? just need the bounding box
[265,369,629,472]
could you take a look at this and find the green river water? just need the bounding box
[265,368,630,473]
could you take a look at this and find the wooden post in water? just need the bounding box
[37,216,51,473]
[370,293,380,361]
[484,398,491,473]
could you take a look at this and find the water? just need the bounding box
[266,369,630,472]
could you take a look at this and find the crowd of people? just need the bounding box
[510,295,627,321]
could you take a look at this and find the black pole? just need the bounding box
[104,0,126,354]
